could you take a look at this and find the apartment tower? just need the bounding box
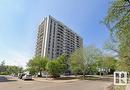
[35,15,83,59]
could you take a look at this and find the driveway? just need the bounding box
[0,76,112,90]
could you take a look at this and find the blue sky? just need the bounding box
[0,0,111,67]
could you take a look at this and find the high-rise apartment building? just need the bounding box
[35,15,83,59]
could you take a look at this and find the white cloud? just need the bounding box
[0,44,33,68]
[6,50,31,67]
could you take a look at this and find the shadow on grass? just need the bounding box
[22,79,34,81]
[53,76,102,81]
[79,76,101,80]
[53,77,77,80]
[78,76,113,82]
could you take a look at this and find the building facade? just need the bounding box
[35,15,83,59]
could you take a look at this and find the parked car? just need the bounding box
[22,74,32,80]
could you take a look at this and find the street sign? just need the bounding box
[114,71,127,85]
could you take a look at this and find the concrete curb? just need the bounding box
[34,78,79,83]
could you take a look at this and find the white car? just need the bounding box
[22,74,32,80]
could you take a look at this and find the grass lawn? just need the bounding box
[79,76,100,80]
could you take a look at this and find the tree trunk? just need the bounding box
[83,70,86,79]
[38,71,42,77]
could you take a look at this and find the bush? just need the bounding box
[0,72,9,75]
[71,67,82,76]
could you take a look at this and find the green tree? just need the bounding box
[0,60,23,75]
[27,56,48,76]
[46,60,61,78]
[46,54,66,78]
[6,66,23,75]
[0,60,6,73]
[104,39,119,56]
[96,56,117,75]
[56,54,68,74]
[103,56,117,74]
[116,57,130,72]
[104,0,130,72]
[69,46,102,78]
[88,63,98,75]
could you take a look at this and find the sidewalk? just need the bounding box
[34,77,79,83]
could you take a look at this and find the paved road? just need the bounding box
[0,76,112,90]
